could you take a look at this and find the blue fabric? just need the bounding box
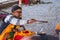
[0,22,10,34]
[0,15,13,34]
[56,30,60,35]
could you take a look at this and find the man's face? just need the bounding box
[12,9,22,19]
[20,37,31,40]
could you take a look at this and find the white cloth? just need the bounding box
[4,15,12,23]
[4,15,27,25]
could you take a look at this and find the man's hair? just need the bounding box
[31,36,41,40]
[12,5,22,12]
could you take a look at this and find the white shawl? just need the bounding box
[4,15,27,25]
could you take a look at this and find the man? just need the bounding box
[0,5,37,34]
[20,36,41,40]
[20,35,58,40]
[22,0,28,5]
[55,22,60,36]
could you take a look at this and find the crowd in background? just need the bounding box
[22,0,41,5]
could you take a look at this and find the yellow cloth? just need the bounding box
[0,24,20,40]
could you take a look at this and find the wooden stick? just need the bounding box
[31,19,48,23]
[37,21,48,23]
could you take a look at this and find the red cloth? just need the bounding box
[22,0,28,5]
[14,35,23,40]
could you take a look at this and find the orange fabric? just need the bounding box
[55,22,60,30]
[0,24,20,40]
[14,30,35,37]
[0,24,14,40]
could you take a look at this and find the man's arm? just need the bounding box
[20,19,48,25]
[20,19,37,25]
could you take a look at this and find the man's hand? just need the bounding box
[27,19,37,24]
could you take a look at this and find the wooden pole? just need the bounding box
[31,19,48,23]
